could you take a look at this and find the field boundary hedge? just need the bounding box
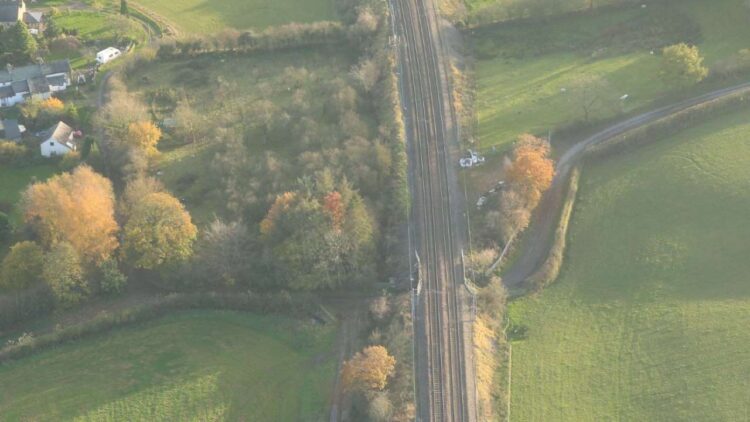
[153,21,346,58]
[585,89,750,159]
[0,291,317,364]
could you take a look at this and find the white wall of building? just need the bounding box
[40,139,74,157]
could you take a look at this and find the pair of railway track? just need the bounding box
[391,0,472,420]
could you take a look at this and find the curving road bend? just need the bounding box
[503,81,750,286]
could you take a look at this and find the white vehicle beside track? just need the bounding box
[459,149,485,168]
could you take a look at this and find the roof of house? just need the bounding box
[0,1,21,23]
[47,74,66,87]
[27,76,50,94]
[23,11,42,24]
[0,84,13,99]
[1,119,21,140]
[0,60,71,84]
[43,121,76,149]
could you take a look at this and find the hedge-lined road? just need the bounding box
[503,81,750,287]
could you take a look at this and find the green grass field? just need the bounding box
[507,109,750,421]
[0,164,57,225]
[0,311,336,421]
[131,0,336,34]
[472,0,750,151]
[54,10,148,44]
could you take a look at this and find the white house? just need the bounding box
[96,47,121,65]
[0,60,72,107]
[40,121,77,157]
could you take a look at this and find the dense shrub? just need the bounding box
[0,141,28,165]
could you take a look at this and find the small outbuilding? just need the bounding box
[96,47,121,65]
[0,119,24,141]
[40,121,77,157]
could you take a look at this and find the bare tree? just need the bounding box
[350,58,381,93]
[568,73,617,123]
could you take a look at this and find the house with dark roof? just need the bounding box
[0,60,72,107]
[0,0,42,30]
[40,121,77,157]
[0,119,24,141]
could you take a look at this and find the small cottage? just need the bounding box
[40,121,77,157]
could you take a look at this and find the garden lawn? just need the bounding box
[0,311,336,421]
[53,10,148,45]
[507,109,750,421]
[0,164,57,225]
[131,0,336,34]
[472,0,750,151]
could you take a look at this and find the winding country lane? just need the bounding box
[503,81,750,286]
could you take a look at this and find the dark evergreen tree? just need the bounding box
[8,22,37,59]
[44,18,62,39]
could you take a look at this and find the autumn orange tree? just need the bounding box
[504,133,554,210]
[126,121,162,156]
[491,133,555,259]
[22,165,119,265]
[40,97,65,113]
[341,345,396,393]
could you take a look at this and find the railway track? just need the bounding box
[390,0,473,420]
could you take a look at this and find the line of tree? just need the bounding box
[153,21,348,60]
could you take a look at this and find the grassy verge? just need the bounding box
[0,310,335,421]
[507,108,750,420]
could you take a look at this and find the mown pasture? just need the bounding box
[507,109,750,421]
[470,0,750,151]
[0,311,336,421]
[129,0,336,34]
